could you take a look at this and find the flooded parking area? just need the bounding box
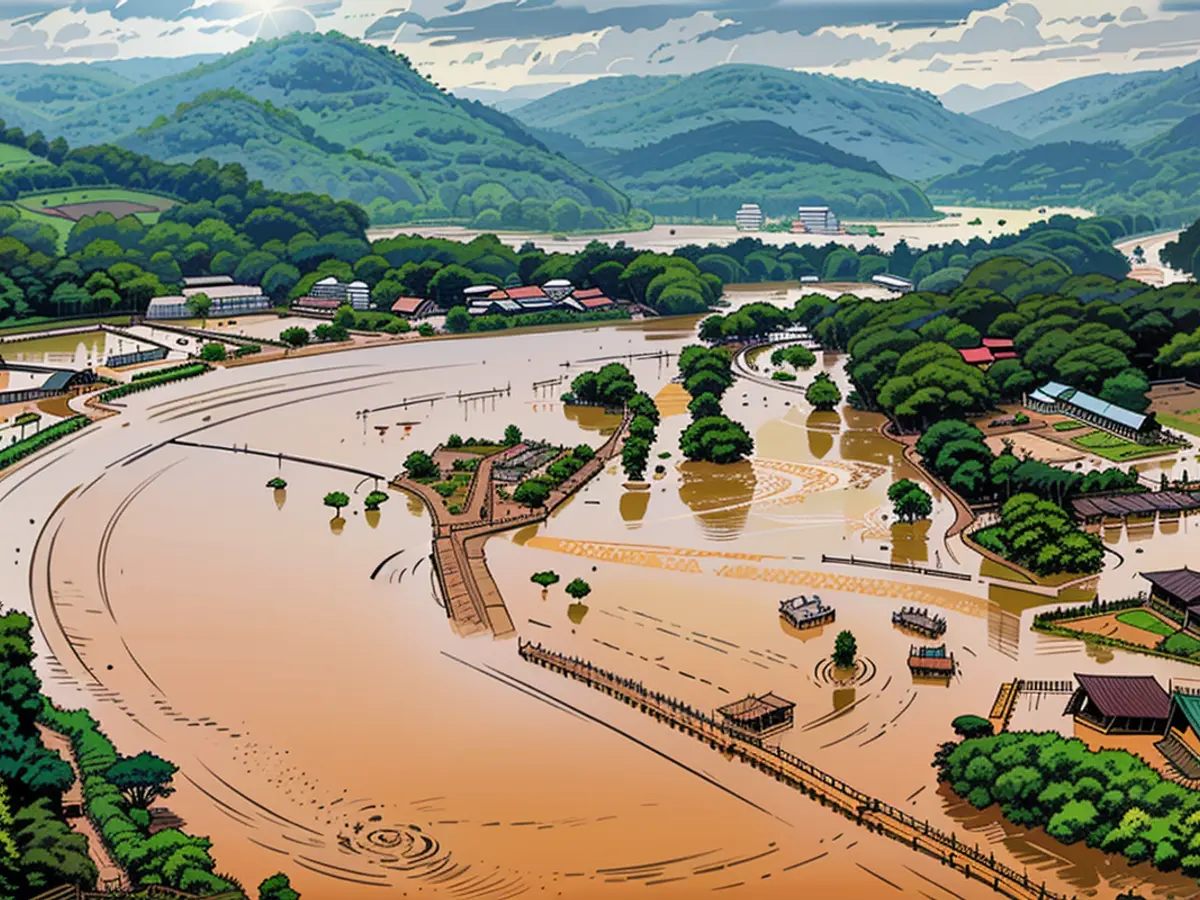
[4,295,1200,899]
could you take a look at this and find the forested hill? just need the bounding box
[512,64,1026,181]
[926,117,1200,223]
[971,59,1200,147]
[123,90,426,208]
[40,32,633,225]
[584,120,935,220]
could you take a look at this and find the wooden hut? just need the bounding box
[1064,673,1170,735]
[780,595,834,630]
[717,693,795,738]
[892,607,946,638]
[907,644,955,678]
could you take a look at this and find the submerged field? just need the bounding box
[2,294,1200,900]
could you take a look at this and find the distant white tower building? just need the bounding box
[793,207,840,235]
[735,203,764,231]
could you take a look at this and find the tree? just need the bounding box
[266,477,287,489]
[445,306,472,334]
[680,416,754,464]
[565,578,592,601]
[199,342,226,362]
[513,478,552,507]
[503,424,523,446]
[622,436,651,481]
[259,872,301,900]
[832,630,857,668]
[951,715,994,739]
[805,372,842,411]
[1099,369,1151,413]
[106,752,177,810]
[403,451,440,480]
[280,327,309,348]
[323,491,349,517]
[531,571,560,589]
[688,392,722,419]
[364,491,389,511]
[185,292,211,319]
[888,479,933,523]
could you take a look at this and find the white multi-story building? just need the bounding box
[148,284,270,319]
[793,207,841,235]
[735,203,763,231]
[310,276,371,311]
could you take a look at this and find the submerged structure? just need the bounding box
[1065,672,1170,735]
[780,595,835,629]
[717,692,795,739]
[892,607,946,638]
[907,644,955,678]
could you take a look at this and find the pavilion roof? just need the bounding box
[718,692,794,722]
[1141,567,1200,604]
[1074,673,1170,720]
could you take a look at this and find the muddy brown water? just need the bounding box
[7,294,1200,899]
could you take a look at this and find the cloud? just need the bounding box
[892,10,1046,60]
[1121,6,1148,22]
[486,41,538,68]
[52,21,89,42]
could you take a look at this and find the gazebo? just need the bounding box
[1064,673,1170,735]
[717,693,795,738]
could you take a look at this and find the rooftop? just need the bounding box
[959,347,994,365]
[1034,381,1151,431]
[1141,567,1200,604]
[1173,692,1200,735]
[717,692,794,722]
[292,297,341,309]
[505,286,548,300]
[1074,673,1170,720]
[1072,492,1200,519]
[982,337,1015,349]
[390,296,432,314]
[182,285,263,299]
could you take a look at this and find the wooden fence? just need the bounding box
[821,553,973,582]
[31,887,244,900]
[518,640,1067,900]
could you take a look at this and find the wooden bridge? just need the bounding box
[519,640,1068,900]
[821,553,973,582]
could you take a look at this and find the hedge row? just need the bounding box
[101,364,210,402]
[0,415,90,471]
[40,702,244,897]
[131,363,209,382]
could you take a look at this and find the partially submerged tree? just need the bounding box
[364,490,390,511]
[266,477,287,490]
[832,630,857,668]
[531,571,560,590]
[888,479,933,523]
[259,872,301,900]
[323,491,350,517]
[565,578,592,601]
[403,451,440,480]
[951,715,994,739]
[805,372,842,411]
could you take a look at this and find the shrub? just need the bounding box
[100,365,210,402]
[0,416,91,472]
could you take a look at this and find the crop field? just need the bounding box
[8,188,176,249]
[0,144,49,174]
[1071,429,1182,461]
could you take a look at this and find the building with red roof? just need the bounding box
[958,347,995,366]
[390,296,438,319]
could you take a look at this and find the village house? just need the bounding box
[1064,672,1171,735]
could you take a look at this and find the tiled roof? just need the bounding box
[506,286,548,300]
[959,347,994,365]
[390,297,432,314]
[982,338,1015,349]
[1141,567,1200,604]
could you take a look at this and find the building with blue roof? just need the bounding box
[1025,382,1162,444]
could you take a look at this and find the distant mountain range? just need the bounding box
[927,114,1200,223]
[513,65,1026,182]
[535,120,934,220]
[971,60,1200,146]
[940,83,1031,116]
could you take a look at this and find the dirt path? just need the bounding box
[36,724,130,891]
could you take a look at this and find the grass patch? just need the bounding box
[1115,609,1175,637]
[771,370,797,382]
[0,314,133,335]
[0,143,50,173]
[15,186,176,210]
[1052,420,1085,432]
[1163,631,1200,658]
[1071,429,1181,461]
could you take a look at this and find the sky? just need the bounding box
[0,0,1197,101]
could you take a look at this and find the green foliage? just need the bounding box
[950,715,994,739]
[974,493,1104,576]
[260,872,301,900]
[805,372,842,411]
[531,571,560,589]
[364,490,390,511]
[105,752,177,810]
[678,345,734,400]
[198,342,226,362]
[564,578,592,601]
[771,371,797,382]
[771,345,817,370]
[832,630,857,668]
[322,491,349,514]
[503,424,523,447]
[570,363,638,408]
[513,478,552,508]
[280,326,309,348]
[433,481,457,499]
[0,416,90,472]
[403,451,440,481]
[266,477,287,489]
[100,365,209,402]
[1164,218,1200,276]
[888,479,933,523]
[679,416,754,464]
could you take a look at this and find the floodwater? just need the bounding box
[370,205,1094,254]
[5,291,1200,900]
[0,329,158,368]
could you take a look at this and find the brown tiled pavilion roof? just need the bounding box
[1141,567,1200,605]
[1074,673,1170,719]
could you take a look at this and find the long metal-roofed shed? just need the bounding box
[1065,673,1171,734]
[1026,380,1162,443]
[717,692,795,738]
[1158,692,1200,779]
[1072,491,1200,523]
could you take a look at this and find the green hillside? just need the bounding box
[0,63,134,118]
[48,32,631,224]
[926,116,1200,223]
[123,90,425,208]
[512,65,1026,181]
[972,60,1200,146]
[581,120,934,220]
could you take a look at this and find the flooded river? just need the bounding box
[3,293,1197,899]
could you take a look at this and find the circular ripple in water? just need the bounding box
[814,655,877,687]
